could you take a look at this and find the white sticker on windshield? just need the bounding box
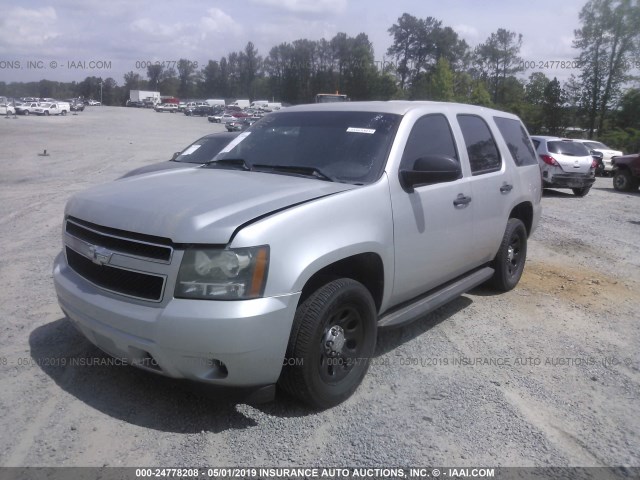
[181,144,201,156]
[347,127,376,134]
[219,131,251,153]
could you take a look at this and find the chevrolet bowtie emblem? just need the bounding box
[88,245,112,265]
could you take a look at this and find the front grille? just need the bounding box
[65,217,172,262]
[66,247,165,301]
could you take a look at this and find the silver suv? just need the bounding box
[53,102,542,408]
[531,135,596,196]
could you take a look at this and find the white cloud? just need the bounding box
[201,8,240,35]
[0,7,59,50]
[251,0,347,14]
[453,24,480,42]
[129,18,185,38]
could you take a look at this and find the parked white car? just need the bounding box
[531,136,596,196]
[16,102,41,115]
[572,139,623,176]
[208,113,236,123]
[0,103,16,115]
[154,103,178,113]
[33,102,71,116]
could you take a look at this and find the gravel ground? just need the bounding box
[0,107,638,469]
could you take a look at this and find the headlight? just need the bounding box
[175,246,269,300]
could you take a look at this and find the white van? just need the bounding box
[231,99,250,109]
[205,99,226,107]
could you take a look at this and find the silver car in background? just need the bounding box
[531,135,596,197]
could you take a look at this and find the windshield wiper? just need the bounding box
[252,164,335,182]
[203,158,252,170]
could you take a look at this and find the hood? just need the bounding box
[596,149,624,160]
[119,161,194,178]
[65,167,356,244]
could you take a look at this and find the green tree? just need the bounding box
[474,28,524,104]
[123,71,144,93]
[386,13,423,89]
[525,72,550,105]
[387,14,469,92]
[469,81,492,106]
[177,59,197,98]
[542,78,567,135]
[429,58,455,100]
[239,42,262,99]
[573,0,640,137]
[146,64,163,91]
[159,68,178,96]
[615,88,640,129]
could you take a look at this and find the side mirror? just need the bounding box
[399,155,461,192]
[171,152,181,161]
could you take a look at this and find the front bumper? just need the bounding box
[542,172,595,189]
[53,252,300,388]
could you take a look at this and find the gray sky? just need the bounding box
[0,0,587,84]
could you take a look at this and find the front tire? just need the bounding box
[279,278,377,409]
[490,218,527,292]
[613,169,639,192]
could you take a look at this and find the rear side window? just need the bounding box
[548,141,590,156]
[493,117,538,166]
[400,114,458,170]
[457,115,501,174]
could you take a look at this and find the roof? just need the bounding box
[282,100,522,119]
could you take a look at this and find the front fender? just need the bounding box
[230,176,395,311]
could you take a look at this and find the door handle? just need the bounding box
[453,194,472,207]
[500,183,513,193]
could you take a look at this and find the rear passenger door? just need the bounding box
[456,114,512,263]
[390,114,474,305]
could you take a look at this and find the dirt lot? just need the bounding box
[0,107,638,468]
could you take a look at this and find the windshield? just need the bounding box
[212,111,400,184]
[548,141,590,157]
[175,135,238,163]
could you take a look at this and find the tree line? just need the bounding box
[1,0,638,150]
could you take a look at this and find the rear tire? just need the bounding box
[24,110,29,116]
[490,218,527,292]
[279,278,377,409]
[44,111,49,116]
[572,186,591,197]
[613,169,639,192]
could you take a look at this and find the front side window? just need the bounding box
[400,114,458,171]
[457,115,501,174]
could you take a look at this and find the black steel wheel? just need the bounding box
[490,218,527,292]
[279,278,377,409]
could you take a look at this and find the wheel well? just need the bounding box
[509,202,534,237]
[300,253,384,312]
